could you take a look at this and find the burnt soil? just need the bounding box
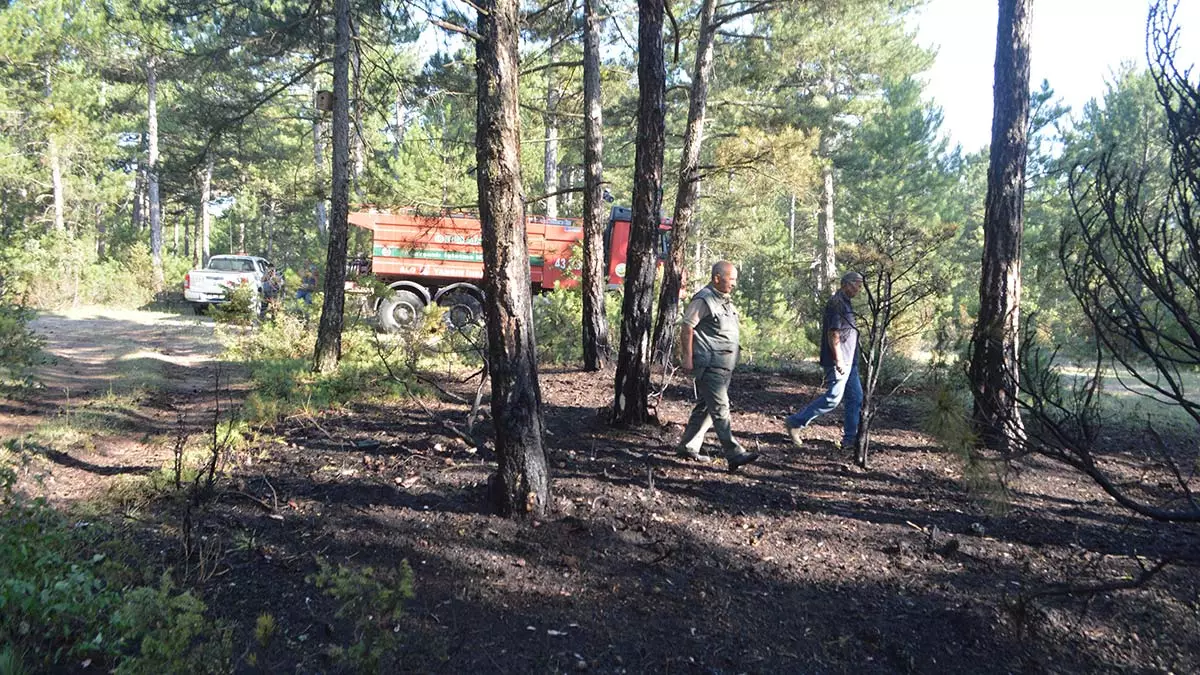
[6,309,1200,673]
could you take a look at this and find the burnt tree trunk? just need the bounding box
[651,0,717,365]
[581,0,610,371]
[313,0,352,374]
[969,0,1031,454]
[611,0,666,426]
[477,0,550,518]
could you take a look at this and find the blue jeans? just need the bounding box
[785,360,862,447]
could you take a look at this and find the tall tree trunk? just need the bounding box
[581,0,610,371]
[49,139,65,232]
[313,82,329,237]
[816,137,836,296]
[192,169,203,267]
[544,41,559,219]
[146,56,164,293]
[132,163,144,232]
[313,0,352,374]
[611,0,666,426]
[651,0,717,365]
[476,0,550,518]
[200,154,213,265]
[96,204,106,259]
[238,219,245,253]
[969,0,1031,454]
[45,68,65,232]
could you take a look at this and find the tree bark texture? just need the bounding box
[313,0,352,375]
[581,0,609,371]
[147,56,164,293]
[651,0,717,365]
[969,0,1031,454]
[476,0,551,518]
[313,82,328,237]
[611,0,666,426]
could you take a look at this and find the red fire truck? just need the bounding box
[347,206,669,331]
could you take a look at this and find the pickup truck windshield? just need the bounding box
[208,258,256,272]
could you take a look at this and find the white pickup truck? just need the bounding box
[183,255,281,314]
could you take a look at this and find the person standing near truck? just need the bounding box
[676,261,760,473]
[296,264,318,305]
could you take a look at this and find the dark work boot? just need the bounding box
[726,451,760,473]
[675,446,712,463]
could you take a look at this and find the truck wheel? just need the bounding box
[378,290,425,332]
[191,303,209,316]
[437,290,483,329]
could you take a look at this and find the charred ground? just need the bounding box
[4,310,1199,673]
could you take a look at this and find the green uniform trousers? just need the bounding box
[678,366,743,457]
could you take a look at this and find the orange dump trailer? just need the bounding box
[348,207,668,330]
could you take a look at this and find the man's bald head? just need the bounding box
[711,260,738,294]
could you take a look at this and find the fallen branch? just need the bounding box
[221,490,277,513]
[1018,558,1170,610]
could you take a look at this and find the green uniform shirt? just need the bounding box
[683,284,740,370]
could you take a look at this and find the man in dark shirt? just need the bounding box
[677,261,760,473]
[785,271,864,450]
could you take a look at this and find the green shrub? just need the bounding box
[309,557,415,674]
[532,285,622,365]
[209,283,259,324]
[738,309,817,369]
[0,234,173,310]
[221,310,421,425]
[0,301,42,387]
[0,478,231,673]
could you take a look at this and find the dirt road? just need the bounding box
[2,307,244,502]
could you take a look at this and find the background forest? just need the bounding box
[1,0,1137,358]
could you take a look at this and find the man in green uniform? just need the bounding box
[677,261,760,473]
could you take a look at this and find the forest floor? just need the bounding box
[5,308,1200,673]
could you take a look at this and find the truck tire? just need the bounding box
[377,290,424,332]
[437,290,483,329]
[191,302,209,316]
